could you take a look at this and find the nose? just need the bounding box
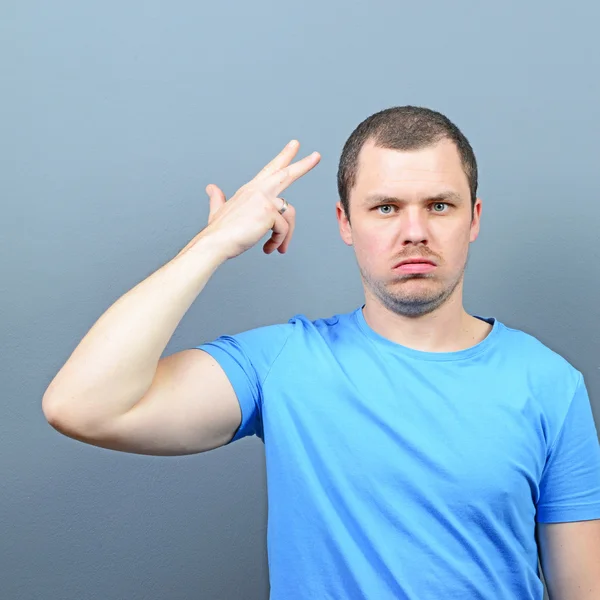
[400,205,429,245]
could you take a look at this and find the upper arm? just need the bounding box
[536,519,600,599]
[48,321,293,455]
[77,349,243,456]
[535,372,600,597]
[536,373,600,523]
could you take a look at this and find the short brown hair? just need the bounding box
[337,106,478,223]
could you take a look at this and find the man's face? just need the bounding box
[337,138,482,318]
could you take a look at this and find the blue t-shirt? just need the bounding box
[196,306,600,599]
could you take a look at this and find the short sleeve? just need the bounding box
[536,373,600,522]
[194,323,293,444]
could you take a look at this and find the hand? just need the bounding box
[201,140,320,260]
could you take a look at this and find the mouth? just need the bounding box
[393,261,437,274]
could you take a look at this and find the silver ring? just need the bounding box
[278,197,289,215]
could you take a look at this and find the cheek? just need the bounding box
[444,235,471,270]
[354,232,391,269]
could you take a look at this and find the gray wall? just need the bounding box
[2,1,598,598]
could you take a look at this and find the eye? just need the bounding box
[375,202,451,215]
[431,202,450,213]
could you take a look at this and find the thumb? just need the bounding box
[205,184,226,222]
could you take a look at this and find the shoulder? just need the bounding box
[198,308,349,365]
[496,319,583,405]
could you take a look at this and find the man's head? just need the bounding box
[336,106,482,318]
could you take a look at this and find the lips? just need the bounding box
[395,259,437,267]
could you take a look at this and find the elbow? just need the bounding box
[42,393,119,448]
[42,393,62,427]
[42,393,90,439]
[42,393,74,435]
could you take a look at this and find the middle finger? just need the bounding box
[264,151,321,197]
[253,140,300,181]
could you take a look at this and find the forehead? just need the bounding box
[352,139,469,199]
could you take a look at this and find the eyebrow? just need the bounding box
[363,191,464,207]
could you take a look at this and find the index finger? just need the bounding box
[253,140,300,181]
[264,151,321,196]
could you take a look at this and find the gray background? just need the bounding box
[2,1,599,598]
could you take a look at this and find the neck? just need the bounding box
[362,290,486,353]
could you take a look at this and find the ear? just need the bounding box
[469,197,482,243]
[336,201,353,246]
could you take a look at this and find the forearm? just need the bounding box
[42,233,227,426]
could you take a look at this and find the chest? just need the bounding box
[262,350,546,519]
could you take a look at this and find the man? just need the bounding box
[42,106,600,599]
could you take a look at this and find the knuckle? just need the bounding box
[249,190,270,209]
